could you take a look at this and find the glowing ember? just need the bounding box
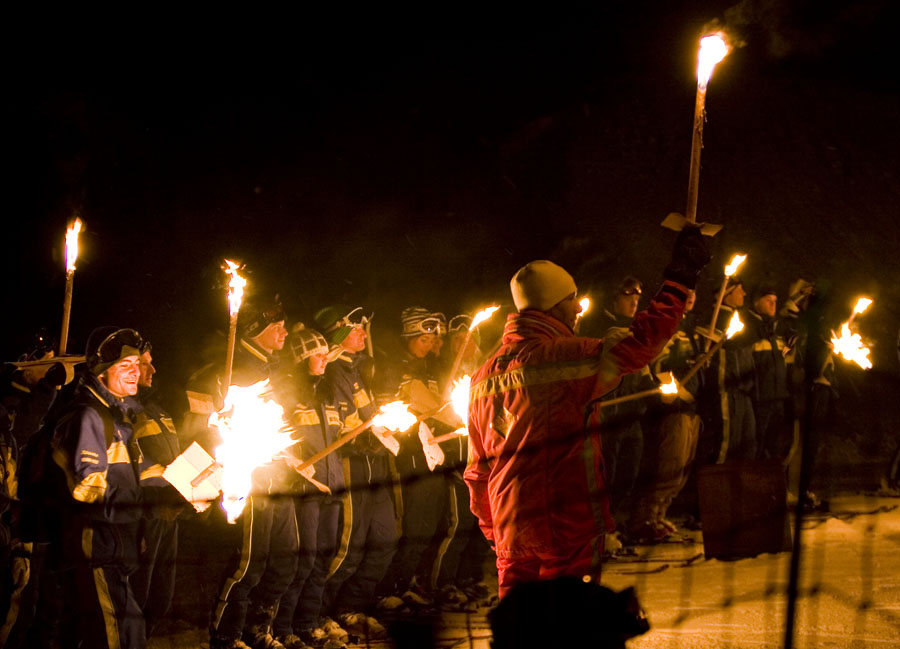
[470,306,500,330]
[65,218,83,272]
[659,372,679,395]
[224,259,247,316]
[697,33,730,87]
[725,311,744,339]
[579,297,591,316]
[724,254,746,277]
[450,375,471,427]
[853,297,873,315]
[831,323,872,370]
[372,401,417,432]
[209,380,295,523]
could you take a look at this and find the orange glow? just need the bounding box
[659,372,679,395]
[725,311,744,339]
[209,380,295,523]
[470,306,500,330]
[65,218,83,272]
[697,33,730,87]
[224,259,247,316]
[831,323,872,370]
[724,254,746,277]
[372,401,418,432]
[450,375,471,427]
[853,297,873,315]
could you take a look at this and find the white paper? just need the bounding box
[163,441,222,508]
[418,422,444,471]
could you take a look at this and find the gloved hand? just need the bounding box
[663,226,711,289]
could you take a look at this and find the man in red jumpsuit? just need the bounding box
[464,228,709,598]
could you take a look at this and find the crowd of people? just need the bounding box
[0,225,866,649]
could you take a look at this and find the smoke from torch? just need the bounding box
[59,218,83,355]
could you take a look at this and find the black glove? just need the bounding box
[663,226,711,289]
[41,362,68,388]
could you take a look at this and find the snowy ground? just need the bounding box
[149,493,900,649]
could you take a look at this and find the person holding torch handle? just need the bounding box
[314,304,395,644]
[271,325,347,649]
[207,294,300,649]
[696,277,757,466]
[465,227,709,599]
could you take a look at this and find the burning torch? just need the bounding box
[831,297,873,370]
[686,32,730,224]
[574,297,591,333]
[704,253,746,351]
[443,305,499,400]
[599,310,744,409]
[59,217,83,355]
[431,375,472,444]
[294,401,419,472]
[222,260,247,394]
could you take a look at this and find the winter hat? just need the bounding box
[400,307,441,338]
[752,283,778,301]
[510,260,577,312]
[85,327,144,376]
[288,323,329,365]
[239,294,285,339]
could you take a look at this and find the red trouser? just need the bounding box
[495,537,604,599]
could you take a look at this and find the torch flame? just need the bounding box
[209,380,295,523]
[65,218,83,273]
[224,259,247,316]
[372,401,418,433]
[724,254,746,277]
[470,306,500,330]
[831,323,872,370]
[450,375,471,427]
[725,311,744,339]
[697,33,730,88]
[659,372,679,395]
[853,297,873,315]
[578,297,591,317]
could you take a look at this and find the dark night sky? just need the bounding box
[4,2,899,409]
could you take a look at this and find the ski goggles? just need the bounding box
[448,315,472,333]
[328,307,371,331]
[432,312,447,336]
[402,316,443,337]
[96,328,144,363]
[619,286,642,297]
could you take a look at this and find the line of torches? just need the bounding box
[48,29,874,523]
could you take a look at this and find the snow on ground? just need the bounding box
[150,494,900,648]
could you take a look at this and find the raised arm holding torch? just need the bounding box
[59,217,83,354]
[599,310,744,409]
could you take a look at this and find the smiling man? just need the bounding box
[52,326,147,649]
